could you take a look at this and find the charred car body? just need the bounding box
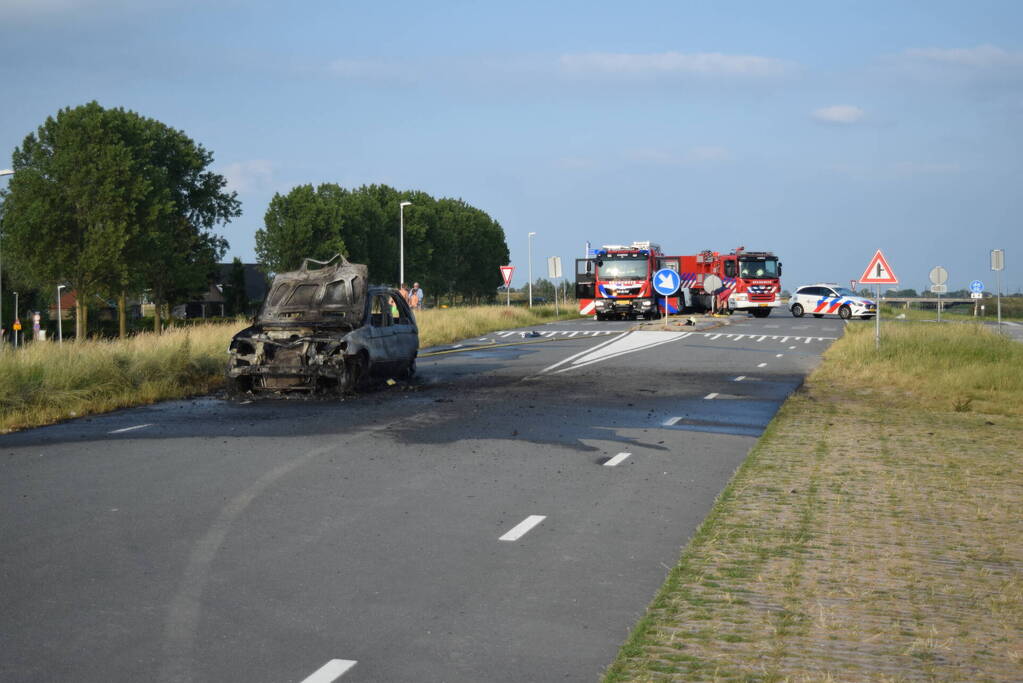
[226,255,418,394]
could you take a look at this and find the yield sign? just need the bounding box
[500,265,515,287]
[859,250,898,284]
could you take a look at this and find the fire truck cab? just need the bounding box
[575,241,666,320]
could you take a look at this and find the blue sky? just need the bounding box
[2,0,1021,293]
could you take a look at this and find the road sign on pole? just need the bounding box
[859,251,898,350]
[991,249,1004,327]
[653,268,681,328]
[970,280,984,293]
[859,250,899,285]
[929,266,948,286]
[500,265,514,306]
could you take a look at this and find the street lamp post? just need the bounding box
[0,169,13,346]
[528,232,536,308]
[399,201,412,286]
[57,284,67,344]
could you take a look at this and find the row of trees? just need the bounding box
[0,102,239,337]
[255,184,510,304]
[1,102,513,340]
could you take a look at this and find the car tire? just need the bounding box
[791,303,804,317]
[838,305,852,320]
[340,353,366,392]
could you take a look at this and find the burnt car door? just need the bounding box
[388,292,419,371]
[366,292,398,373]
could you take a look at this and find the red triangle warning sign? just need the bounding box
[859,250,898,284]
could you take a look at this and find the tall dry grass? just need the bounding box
[0,323,236,432]
[818,321,1023,416]
[415,303,571,347]
[0,304,576,432]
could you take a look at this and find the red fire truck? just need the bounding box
[575,242,671,320]
[576,244,782,318]
[681,247,782,317]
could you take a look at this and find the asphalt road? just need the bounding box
[0,313,849,683]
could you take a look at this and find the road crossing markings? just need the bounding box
[301,659,357,683]
[568,331,579,337]
[757,362,767,368]
[756,335,767,342]
[109,424,153,434]
[734,376,746,382]
[789,345,797,349]
[604,452,631,467]
[704,392,719,400]
[804,337,812,344]
[710,333,723,340]
[500,515,546,542]
[780,336,790,343]
[776,354,783,358]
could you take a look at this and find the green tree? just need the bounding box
[255,184,347,274]
[0,102,238,337]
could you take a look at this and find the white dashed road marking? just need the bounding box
[776,354,783,358]
[301,659,357,683]
[500,515,546,541]
[604,452,631,467]
[109,424,153,434]
[757,362,767,368]
[734,376,746,382]
[704,392,719,400]
[663,417,681,426]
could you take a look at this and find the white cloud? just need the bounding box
[903,45,1023,69]
[221,160,274,194]
[812,105,865,124]
[559,51,792,79]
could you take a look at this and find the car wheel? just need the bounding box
[340,353,366,392]
[813,314,824,318]
[791,303,804,317]
[838,305,852,320]
[225,375,251,399]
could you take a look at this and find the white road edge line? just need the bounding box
[734,376,746,382]
[109,424,153,434]
[662,417,681,426]
[301,659,357,683]
[500,515,546,542]
[604,452,631,467]
[704,392,719,400]
[757,362,767,368]
[776,354,783,358]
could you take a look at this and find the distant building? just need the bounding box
[171,263,269,319]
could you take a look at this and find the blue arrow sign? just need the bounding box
[652,268,681,296]
[970,280,984,293]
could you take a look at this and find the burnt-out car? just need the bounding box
[226,255,418,395]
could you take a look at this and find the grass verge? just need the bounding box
[0,304,574,432]
[605,321,1023,681]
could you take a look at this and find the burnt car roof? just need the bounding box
[258,254,369,326]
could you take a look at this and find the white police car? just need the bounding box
[789,283,876,320]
